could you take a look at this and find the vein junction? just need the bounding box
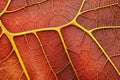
[0,0,120,79]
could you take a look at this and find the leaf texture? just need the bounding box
[0,35,26,80]
[0,0,120,80]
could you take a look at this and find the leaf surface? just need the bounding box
[0,0,120,80]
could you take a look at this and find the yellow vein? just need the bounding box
[89,33,120,76]
[0,21,30,80]
[5,0,47,13]
[11,27,57,36]
[0,0,11,16]
[11,21,72,37]
[57,29,79,79]
[0,1,31,78]
[79,3,118,15]
[90,26,120,32]
[1,0,120,78]
[79,0,86,12]
[72,20,120,76]
[7,33,30,80]
[72,0,86,22]
[72,20,88,32]
[0,32,3,38]
[34,32,58,80]
[110,54,120,58]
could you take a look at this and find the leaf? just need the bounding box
[0,0,7,13]
[0,0,120,80]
